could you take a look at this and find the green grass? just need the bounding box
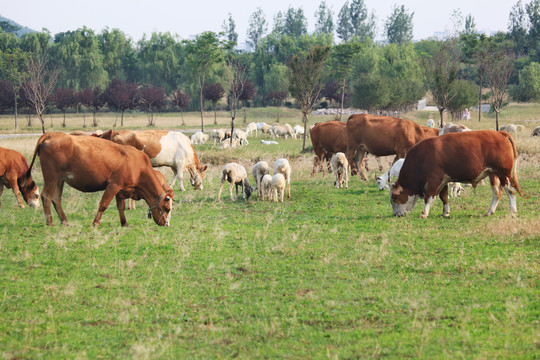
[0,108,539,359]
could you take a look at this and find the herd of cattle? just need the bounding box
[0,113,531,227]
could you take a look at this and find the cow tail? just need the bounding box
[506,134,528,199]
[26,134,49,177]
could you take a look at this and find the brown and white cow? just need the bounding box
[28,133,174,227]
[0,147,40,209]
[345,114,439,180]
[390,130,526,218]
[310,121,360,176]
[98,130,207,191]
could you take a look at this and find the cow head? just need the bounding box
[190,165,207,190]
[390,182,417,217]
[19,174,40,208]
[149,192,173,226]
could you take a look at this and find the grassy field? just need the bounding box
[0,105,539,359]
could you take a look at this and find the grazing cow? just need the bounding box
[99,130,207,192]
[28,133,174,227]
[345,114,439,180]
[390,130,526,218]
[310,121,360,176]
[0,147,40,209]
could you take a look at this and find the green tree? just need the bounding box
[349,0,377,41]
[99,28,136,81]
[184,31,224,132]
[447,79,479,119]
[222,13,238,46]
[314,1,334,35]
[385,5,414,45]
[52,27,108,90]
[274,7,307,37]
[19,30,51,54]
[0,21,20,34]
[511,61,540,101]
[328,42,361,120]
[526,0,540,59]
[247,7,268,50]
[288,46,330,151]
[137,32,181,93]
[420,40,460,127]
[0,48,29,129]
[337,2,353,42]
[464,14,477,35]
[509,1,529,54]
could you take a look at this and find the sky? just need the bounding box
[1,0,516,44]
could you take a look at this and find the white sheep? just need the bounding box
[270,125,294,139]
[246,122,258,137]
[448,182,465,198]
[331,152,349,189]
[426,118,435,128]
[252,161,270,199]
[217,163,254,201]
[376,158,405,190]
[220,138,239,149]
[500,124,525,134]
[191,131,209,145]
[292,125,305,139]
[271,173,286,203]
[260,124,272,137]
[273,158,291,199]
[260,174,273,201]
[233,128,249,146]
[211,129,225,145]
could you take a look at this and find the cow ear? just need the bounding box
[201,165,208,172]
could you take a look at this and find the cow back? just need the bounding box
[310,121,348,156]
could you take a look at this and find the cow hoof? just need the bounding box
[442,214,450,218]
[61,221,71,226]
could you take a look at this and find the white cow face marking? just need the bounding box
[390,183,418,216]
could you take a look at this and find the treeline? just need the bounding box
[0,0,539,129]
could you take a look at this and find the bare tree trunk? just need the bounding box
[302,112,308,152]
[39,115,45,134]
[62,112,66,127]
[495,110,499,131]
[339,77,346,121]
[439,109,444,128]
[478,77,482,122]
[213,105,217,125]
[199,85,205,132]
[13,94,18,130]
[180,111,185,126]
[121,110,124,127]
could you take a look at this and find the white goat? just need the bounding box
[376,158,405,190]
[260,174,273,201]
[273,158,291,199]
[191,131,209,145]
[246,122,258,137]
[271,173,286,203]
[217,163,254,201]
[252,161,270,199]
[426,118,435,128]
[331,152,349,189]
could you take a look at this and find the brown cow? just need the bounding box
[390,130,526,218]
[310,121,360,176]
[98,129,207,191]
[345,114,439,180]
[28,133,174,227]
[0,147,40,209]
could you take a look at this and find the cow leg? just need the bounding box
[357,149,368,181]
[40,180,58,226]
[7,175,25,208]
[52,181,70,225]
[93,185,121,227]
[420,196,437,218]
[376,157,383,172]
[503,182,518,216]
[116,195,128,227]
[439,185,450,218]
[0,183,4,208]
[486,175,503,216]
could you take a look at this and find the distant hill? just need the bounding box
[0,15,36,37]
